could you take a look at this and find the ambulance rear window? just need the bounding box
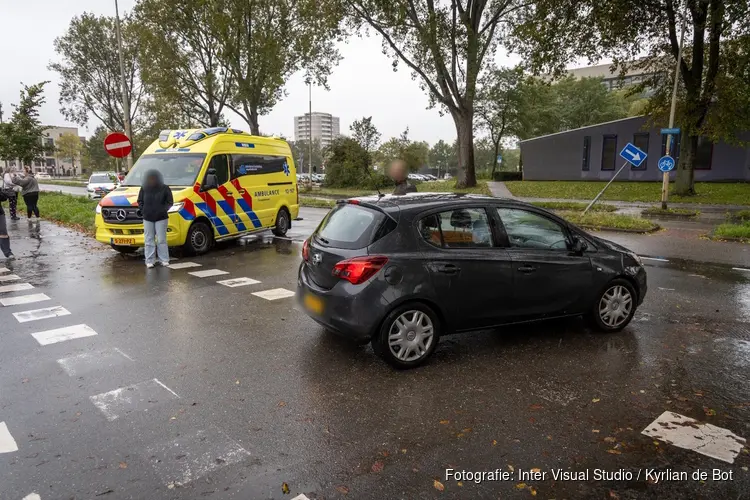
[122,153,206,187]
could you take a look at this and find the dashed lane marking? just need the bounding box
[31,324,98,346]
[642,411,746,464]
[22,494,41,500]
[733,267,750,273]
[640,256,669,262]
[90,379,180,421]
[217,277,261,287]
[0,274,20,282]
[0,293,50,307]
[0,421,18,453]
[13,305,71,323]
[0,283,34,294]
[167,261,202,270]
[57,348,134,377]
[188,269,229,278]
[292,495,311,500]
[252,288,296,301]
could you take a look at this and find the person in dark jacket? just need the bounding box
[137,169,173,268]
[13,167,41,218]
[389,159,417,195]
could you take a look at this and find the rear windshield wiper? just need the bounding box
[316,236,330,245]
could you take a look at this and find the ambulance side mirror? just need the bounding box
[202,168,218,191]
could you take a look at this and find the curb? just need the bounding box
[709,235,750,244]
[641,212,699,220]
[578,224,661,234]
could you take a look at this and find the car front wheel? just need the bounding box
[272,208,290,237]
[373,303,440,369]
[589,278,637,332]
[183,221,213,255]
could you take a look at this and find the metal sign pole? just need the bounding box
[583,161,630,215]
[662,0,688,209]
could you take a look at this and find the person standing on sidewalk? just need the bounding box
[0,191,14,260]
[137,169,172,268]
[389,160,417,195]
[13,167,40,219]
[2,166,21,220]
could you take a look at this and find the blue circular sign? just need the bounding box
[658,155,675,172]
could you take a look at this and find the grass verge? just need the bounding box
[560,211,659,232]
[504,181,750,206]
[299,197,335,209]
[531,201,617,212]
[713,221,750,241]
[38,180,87,187]
[17,192,98,234]
[642,206,699,217]
[311,180,492,198]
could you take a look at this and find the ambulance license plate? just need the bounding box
[111,238,136,245]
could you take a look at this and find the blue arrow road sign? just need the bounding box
[620,142,648,168]
[658,155,676,172]
[660,128,681,135]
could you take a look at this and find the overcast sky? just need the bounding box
[0,0,523,145]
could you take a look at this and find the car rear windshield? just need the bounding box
[121,153,206,187]
[89,175,112,183]
[314,203,387,249]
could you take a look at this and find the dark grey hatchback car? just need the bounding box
[297,193,647,369]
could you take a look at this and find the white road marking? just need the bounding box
[0,274,20,282]
[733,267,750,273]
[0,421,18,453]
[188,269,229,278]
[0,293,50,307]
[90,379,180,421]
[0,267,9,273]
[31,324,98,346]
[147,428,250,486]
[22,494,41,500]
[658,287,676,291]
[689,274,708,278]
[641,256,669,262]
[252,288,296,301]
[57,348,134,376]
[13,305,71,323]
[291,496,310,500]
[167,261,202,270]
[217,277,260,287]
[0,283,34,294]
[642,411,746,463]
[105,140,130,150]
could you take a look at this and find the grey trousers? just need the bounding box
[0,212,11,257]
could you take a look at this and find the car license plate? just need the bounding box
[111,238,136,245]
[304,293,324,314]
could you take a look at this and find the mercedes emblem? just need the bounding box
[115,209,127,221]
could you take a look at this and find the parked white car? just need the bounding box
[87,173,118,199]
[36,173,52,180]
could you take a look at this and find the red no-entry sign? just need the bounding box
[104,132,132,159]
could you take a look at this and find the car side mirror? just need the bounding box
[571,237,588,255]
[202,168,218,191]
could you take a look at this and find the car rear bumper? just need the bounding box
[296,263,383,342]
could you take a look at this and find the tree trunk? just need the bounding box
[674,134,698,195]
[491,141,500,180]
[453,112,476,188]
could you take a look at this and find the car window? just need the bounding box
[315,203,386,250]
[206,154,230,186]
[418,208,493,248]
[496,208,568,250]
[230,154,290,179]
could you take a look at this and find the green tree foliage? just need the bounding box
[349,116,381,158]
[290,139,323,173]
[476,67,523,177]
[50,13,147,134]
[429,139,453,176]
[346,0,534,188]
[323,136,371,187]
[376,128,429,171]
[215,0,345,134]
[56,133,84,175]
[133,0,232,127]
[514,0,750,195]
[7,82,53,167]
[81,126,118,173]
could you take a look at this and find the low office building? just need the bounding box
[6,125,83,175]
[519,116,750,181]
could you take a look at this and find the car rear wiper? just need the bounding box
[316,236,330,245]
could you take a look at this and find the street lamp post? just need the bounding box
[308,82,313,188]
[114,0,134,172]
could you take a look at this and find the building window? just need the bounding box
[601,135,617,171]
[694,136,713,170]
[632,133,649,170]
[582,136,591,171]
[46,158,56,167]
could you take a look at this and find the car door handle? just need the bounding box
[434,263,459,275]
[517,265,536,273]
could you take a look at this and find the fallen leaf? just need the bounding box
[335,485,349,494]
[609,490,620,499]
[235,380,240,385]
[401,449,407,454]
[281,482,290,494]
[170,416,177,420]
[547,435,552,440]
[604,437,617,443]
[371,461,384,473]
[119,461,127,469]
[653,441,660,446]
[592,398,601,403]
[381,450,390,457]
[457,481,463,487]
[607,449,622,455]
[742,466,748,472]
[529,486,538,496]
[456,433,464,438]
[516,483,527,490]
[530,468,541,473]
[167,483,175,489]
[508,464,515,472]
[492,440,497,446]
[592,429,600,433]
[75,412,82,417]
[528,417,536,424]
[439,419,450,425]
[703,407,716,416]
[278,401,287,407]
[433,479,445,491]
[462,428,472,433]
[529,404,543,411]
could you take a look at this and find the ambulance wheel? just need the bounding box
[184,221,213,255]
[111,245,137,254]
[272,208,290,237]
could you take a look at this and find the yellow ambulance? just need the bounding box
[94,127,299,254]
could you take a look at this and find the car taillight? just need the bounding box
[302,239,310,261]
[332,256,388,285]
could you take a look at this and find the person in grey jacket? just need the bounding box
[13,167,40,218]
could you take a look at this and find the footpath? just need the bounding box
[488,182,750,268]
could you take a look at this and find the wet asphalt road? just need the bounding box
[1,215,749,500]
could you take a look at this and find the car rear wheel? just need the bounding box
[373,303,440,369]
[184,221,213,255]
[111,245,138,254]
[589,278,637,332]
[272,208,290,237]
